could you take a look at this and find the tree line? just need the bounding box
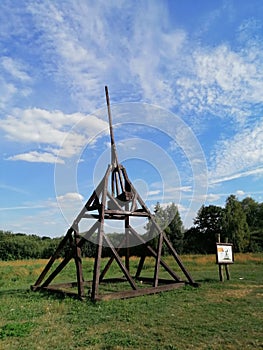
[0,195,262,261]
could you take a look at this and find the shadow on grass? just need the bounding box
[0,287,69,302]
[0,288,30,297]
[195,278,219,283]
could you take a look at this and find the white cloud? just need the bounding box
[236,190,245,197]
[176,44,263,123]
[1,107,108,163]
[13,0,260,125]
[210,167,263,185]
[0,184,28,195]
[56,192,85,226]
[57,192,84,202]
[26,1,116,110]
[204,193,221,202]
[8,151,63,164]
[0,204,46,211]
[0,54,33,110]
[1,56,31,81]
[165,186,193,194]
[0,78,17,109]
[148,190,161,196]
[210,119,263,183]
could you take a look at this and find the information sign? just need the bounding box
[216,243,234,264]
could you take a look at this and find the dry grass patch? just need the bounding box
[0,259,49,267]
[234,253,263,263]
[205,288,253,302]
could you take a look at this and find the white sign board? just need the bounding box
[216,243,234,264]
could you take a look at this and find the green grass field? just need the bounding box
[0,254,262,350]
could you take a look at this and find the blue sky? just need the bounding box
[0,0,262,237]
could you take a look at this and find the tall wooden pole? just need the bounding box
[218,234,223,282]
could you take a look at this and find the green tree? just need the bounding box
[224,195,250,252]
[164,203,184,253]
[148,202,184,254]
[241,197,263,252]
[189,205,225,253]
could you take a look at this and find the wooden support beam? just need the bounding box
[41,254,73,288]
[163,234,196,285]
[135,254,146,279]
[128,225,181,282]
[73,228,85,298]
[103,234,137,290]
[125,203,130,272]
[153,231,163,287]
[99,231,128,282]
[90,168,110,301]
[32,228,73,288]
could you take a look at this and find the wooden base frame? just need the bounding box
[31,86,198,301]
[31,164,198,301]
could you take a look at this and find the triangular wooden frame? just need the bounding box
[32,87,198,301]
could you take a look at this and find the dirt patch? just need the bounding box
[205,284,262,302]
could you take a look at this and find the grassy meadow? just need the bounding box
[0,254,262,350]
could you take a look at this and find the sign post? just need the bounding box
[216,237,234,281]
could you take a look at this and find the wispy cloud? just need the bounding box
[0,183,29,195]
[8,151,63,164]
[1,108,108,163]
[1,56,31,81]
[0,78,17,109]
[210,167,263,185]
[0,205,46,211]
[22,1,262,126]
[209,119,263,183]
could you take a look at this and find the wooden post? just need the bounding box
[224,237,230,280]
[153,231,163,287]
[217,234,224,282]
[125,203,130,272]
[91,169,110,301]
[217,234,231,282]
[74,228,85,299]
[225,264,230,280]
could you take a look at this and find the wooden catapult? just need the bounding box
[32,86,198,301]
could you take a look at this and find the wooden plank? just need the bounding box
[96,282,185,301]
[99,277,127,283]
[104,210,150,217]
[83,212,150,219]
[135,277,177,284]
